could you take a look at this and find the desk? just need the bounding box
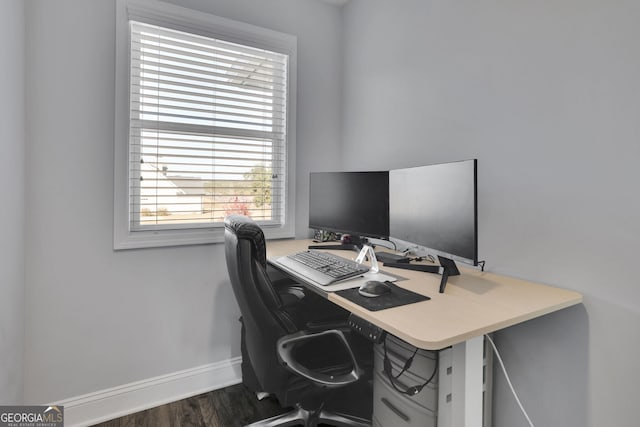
[267,239,583,427]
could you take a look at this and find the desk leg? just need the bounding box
[445,336,484,427]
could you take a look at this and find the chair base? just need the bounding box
[246,403,371,427]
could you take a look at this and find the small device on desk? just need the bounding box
[375,252,410,264]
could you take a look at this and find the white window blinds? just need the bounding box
[128,21,288,231]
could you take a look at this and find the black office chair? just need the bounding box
[224,214,372,427]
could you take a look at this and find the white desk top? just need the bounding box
[267,239,583,350]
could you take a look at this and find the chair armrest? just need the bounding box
[276,329,362,388]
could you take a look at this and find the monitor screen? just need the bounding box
[389,159,478,265]
[309,171,389,240]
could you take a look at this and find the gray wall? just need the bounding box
[15,1,640,425]
[0,0,26,405]
[341,1,640,426]
[23,0,342,403]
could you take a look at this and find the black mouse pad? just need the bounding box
[335,282,430,311]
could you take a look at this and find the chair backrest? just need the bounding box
[224,214,297,394]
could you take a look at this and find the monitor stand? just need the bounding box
[308,235,367,252]
[383,256,460,293]
[355,244,379,273]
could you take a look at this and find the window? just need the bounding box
[114,0,296,249]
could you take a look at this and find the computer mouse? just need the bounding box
[358,280,392,298]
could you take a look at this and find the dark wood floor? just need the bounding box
[91,383,288,427]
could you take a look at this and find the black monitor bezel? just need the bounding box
[308,171,390,240]
[389,159,478,266]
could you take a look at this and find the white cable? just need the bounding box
[485,334,536,427]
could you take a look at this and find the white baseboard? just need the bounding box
[55,357,243,427]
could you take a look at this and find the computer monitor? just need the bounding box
[389,159,478,266]
[309,171,389,245]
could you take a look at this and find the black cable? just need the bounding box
[382,337,439,396]
[372,239,397,251]
[401,249,435,263]
[384,338,418,379]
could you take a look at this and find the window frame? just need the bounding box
[114,0,297,249]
